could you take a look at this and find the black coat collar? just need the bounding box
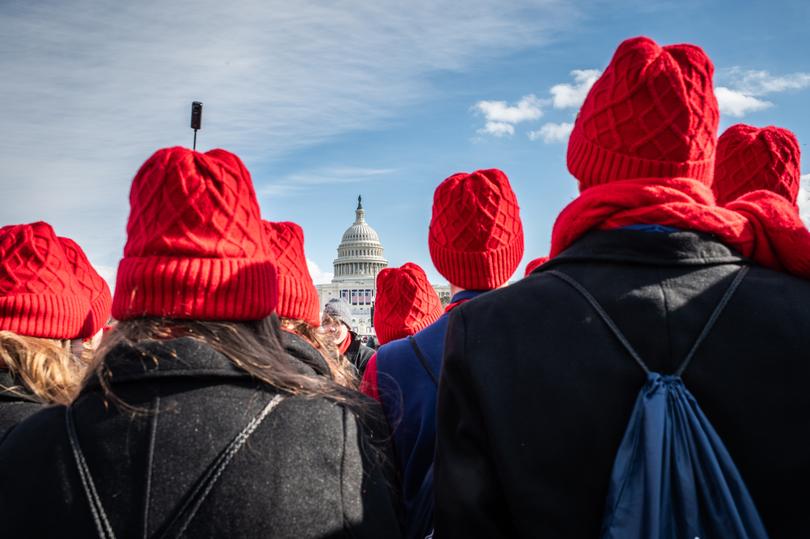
[84,337,255,391]
[540,229,749,272]
[84,335,321,392]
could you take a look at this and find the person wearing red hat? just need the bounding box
[714,124,802,206]
[0,147,402,538]
[372,168,523,537]
[435,37,810,537]
[264,220,356,389]
[360,262,443,400]
[58,236,113,359]
[0,222,96,438]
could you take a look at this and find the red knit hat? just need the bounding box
[568,36,718,190]
[0,222,90,339]
[263,220,320,327]
[112,147,277,321]
[524,256,549,277]
[429,169,524,290]
[714,124,801,205]
[58,237,112,338]
[373,262,443,345]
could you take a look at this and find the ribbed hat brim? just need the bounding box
[112,256,278,321]
[0,293,90,339]
[567,126,715,189]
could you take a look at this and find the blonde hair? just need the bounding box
[280,318,358,390]
[0,331,85,405]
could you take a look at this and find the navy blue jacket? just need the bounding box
[376,290,484,517]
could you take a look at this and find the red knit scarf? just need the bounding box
[550,177,810,278]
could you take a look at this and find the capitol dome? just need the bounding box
[333,196,388,281]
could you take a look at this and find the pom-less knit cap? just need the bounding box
[568,36,719,190]
[58,237,112,339]
[714,124,801,205]
[112,147,277,321]
[429,168,524,290]
[0,222,90,339]
[323,298,352,329]
[373,262,443,345]
[263,220,320,327]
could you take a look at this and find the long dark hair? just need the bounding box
[88,314,368,414]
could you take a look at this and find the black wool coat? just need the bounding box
[0,370,43,441]
[0,336,403,538]
[435,229,810,538]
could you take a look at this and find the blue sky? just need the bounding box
[1,0,809,286]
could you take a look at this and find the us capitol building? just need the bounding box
[316,196,451,337]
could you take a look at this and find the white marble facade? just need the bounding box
[316,196,450,337]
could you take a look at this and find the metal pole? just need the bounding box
[193,129,198,150]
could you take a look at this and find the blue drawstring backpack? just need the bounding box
[546,268,769,539]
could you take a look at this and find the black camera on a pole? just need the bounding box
[191,101,203,150]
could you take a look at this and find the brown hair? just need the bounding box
[0,331,85,405]
[89,314,367,413]
[280,318,358,390]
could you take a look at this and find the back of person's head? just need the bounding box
[429,168,524,290]
[568,36,718,190]
[524,256,549,277]
[373,262,443,345]
[0,222,92,403]
[263,220,356,388]
[100,147,360,404]
[263,220,320,327]
[714,124,801,205]
[113,146,277,321]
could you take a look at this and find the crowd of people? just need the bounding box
[1,35,808,537]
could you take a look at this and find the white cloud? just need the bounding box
[528,121,573,143]
[722,68,810,96]
[260,166,395,198]
[799,174,810,228]
[0,0,575,271]
[478,121,516,137]
[307,259,334,285]
[474,95,543,124]
[715,87,773,118]
[549,69,600,109]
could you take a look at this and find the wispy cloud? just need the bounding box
[0,0,575,269]
[260,167,396,198]
[721,68,810,96]
[714,87,773,118]
[549,69,601,109]
[715,67,810,118]
[474,95,544,137]
[307,259,334,285]
[528,121,574,143]
[477,69,597,139]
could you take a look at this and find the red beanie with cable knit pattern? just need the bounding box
[112,147,277,321]
[567,36,718,190]
[58,237,112,338]
[428,169,524,290]
[373,262,443,345]
[263,220,320,327]
[0,222,90,339]
[714,124,801,205]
